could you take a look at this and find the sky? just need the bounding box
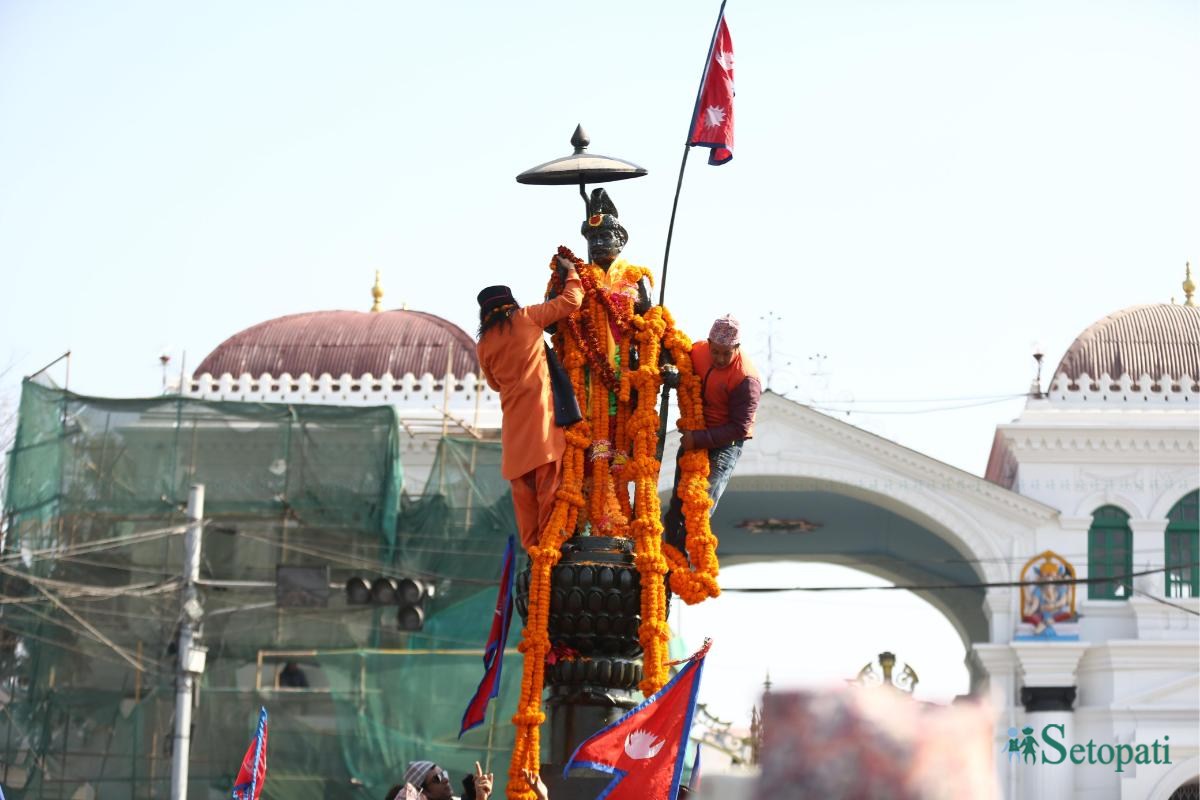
[1,0,1197,734]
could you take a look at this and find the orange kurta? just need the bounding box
[476,270,584,481]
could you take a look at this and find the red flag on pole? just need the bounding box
[459,535,517,737]
[230,707,269,800]
[688,14,735,165]
[563,644,709,800]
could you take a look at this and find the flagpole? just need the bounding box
[656,0,729,461]
[658,0,728,307]
[483,696,498,773]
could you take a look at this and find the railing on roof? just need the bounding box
[1045,372,1199,405]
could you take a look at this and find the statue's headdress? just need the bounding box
[581,188,628,245]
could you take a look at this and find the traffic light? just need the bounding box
[344,575,434,631]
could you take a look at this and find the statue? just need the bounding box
[1017,551,1079,640]
[507,192,720,799]
[508,130,722,800]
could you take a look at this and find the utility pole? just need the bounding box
[171,484,207,800]
[761,312,781,389]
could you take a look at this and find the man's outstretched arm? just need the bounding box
[526,258,583,330]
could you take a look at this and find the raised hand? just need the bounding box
[554,254,576,276]
[473,761,493,800]
[521,768,549,800]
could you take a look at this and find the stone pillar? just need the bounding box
[1130,518,1169,597]
[1012,642,1088,800]
[969,644,1019,800]
[983,586,1015,644]
[1019,687,1077,800]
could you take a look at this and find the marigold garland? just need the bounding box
[505,247,721,799]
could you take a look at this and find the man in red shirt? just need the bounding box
[663,314,761,555]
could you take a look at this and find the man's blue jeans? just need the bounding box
[662,440,744,555]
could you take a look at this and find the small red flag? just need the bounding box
[688,15,735,165]
[459,535,517,737]
[230,707,269,800]
[564,647,708,800]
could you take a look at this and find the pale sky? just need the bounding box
[673,562,970,730]
[1,0,1197,728]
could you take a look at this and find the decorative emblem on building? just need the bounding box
[1016,550,1079,641]
[736,518,823,534]
[853,651,919,693]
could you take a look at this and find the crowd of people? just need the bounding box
[384,760,547,800]
[384,760,697,799]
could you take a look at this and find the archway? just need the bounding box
[700,474,993,646]
[657,392,1056,716]
[671,560,973,729]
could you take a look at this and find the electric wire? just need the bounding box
[809,392,1030,404]
[5,603,167,670]
[0,561,180,600]
[808,395,1027,415]
[1130,587,1200,616]
[719,561,1199,606]
[233,530,496,585]
[0,524,184,566]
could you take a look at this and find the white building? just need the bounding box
[982,300,1199,800]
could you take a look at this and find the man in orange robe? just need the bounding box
[476,256,583,550]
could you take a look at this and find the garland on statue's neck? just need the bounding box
[564,313,619,393]
[505,246,721,800]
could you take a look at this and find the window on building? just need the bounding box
[1088,505,1132,600]
[1165,490,1199,599]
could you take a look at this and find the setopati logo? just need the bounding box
[1005,724,1171,773]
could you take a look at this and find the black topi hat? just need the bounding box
[477,285,516,313]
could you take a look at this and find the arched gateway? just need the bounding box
[659,391,1057,671]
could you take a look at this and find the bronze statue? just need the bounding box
[508,130,716,800]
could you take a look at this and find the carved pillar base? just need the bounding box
[515,536,652,800]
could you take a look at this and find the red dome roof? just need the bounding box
[194,309,479,378]
[1054,304,1199,382]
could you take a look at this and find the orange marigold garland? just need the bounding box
[505,248,721,798]
[660,310,721,603]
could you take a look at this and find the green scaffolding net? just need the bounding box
[1,380,526,799]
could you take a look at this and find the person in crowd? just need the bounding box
[521,769,549,800]
[513,768,688,798]
[389,760,493,800]
[476,256,583,551]
[662,314,761,556]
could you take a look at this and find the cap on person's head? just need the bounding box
[403,760,437,789]
[709,314,741,347]
[477,286,516,314]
